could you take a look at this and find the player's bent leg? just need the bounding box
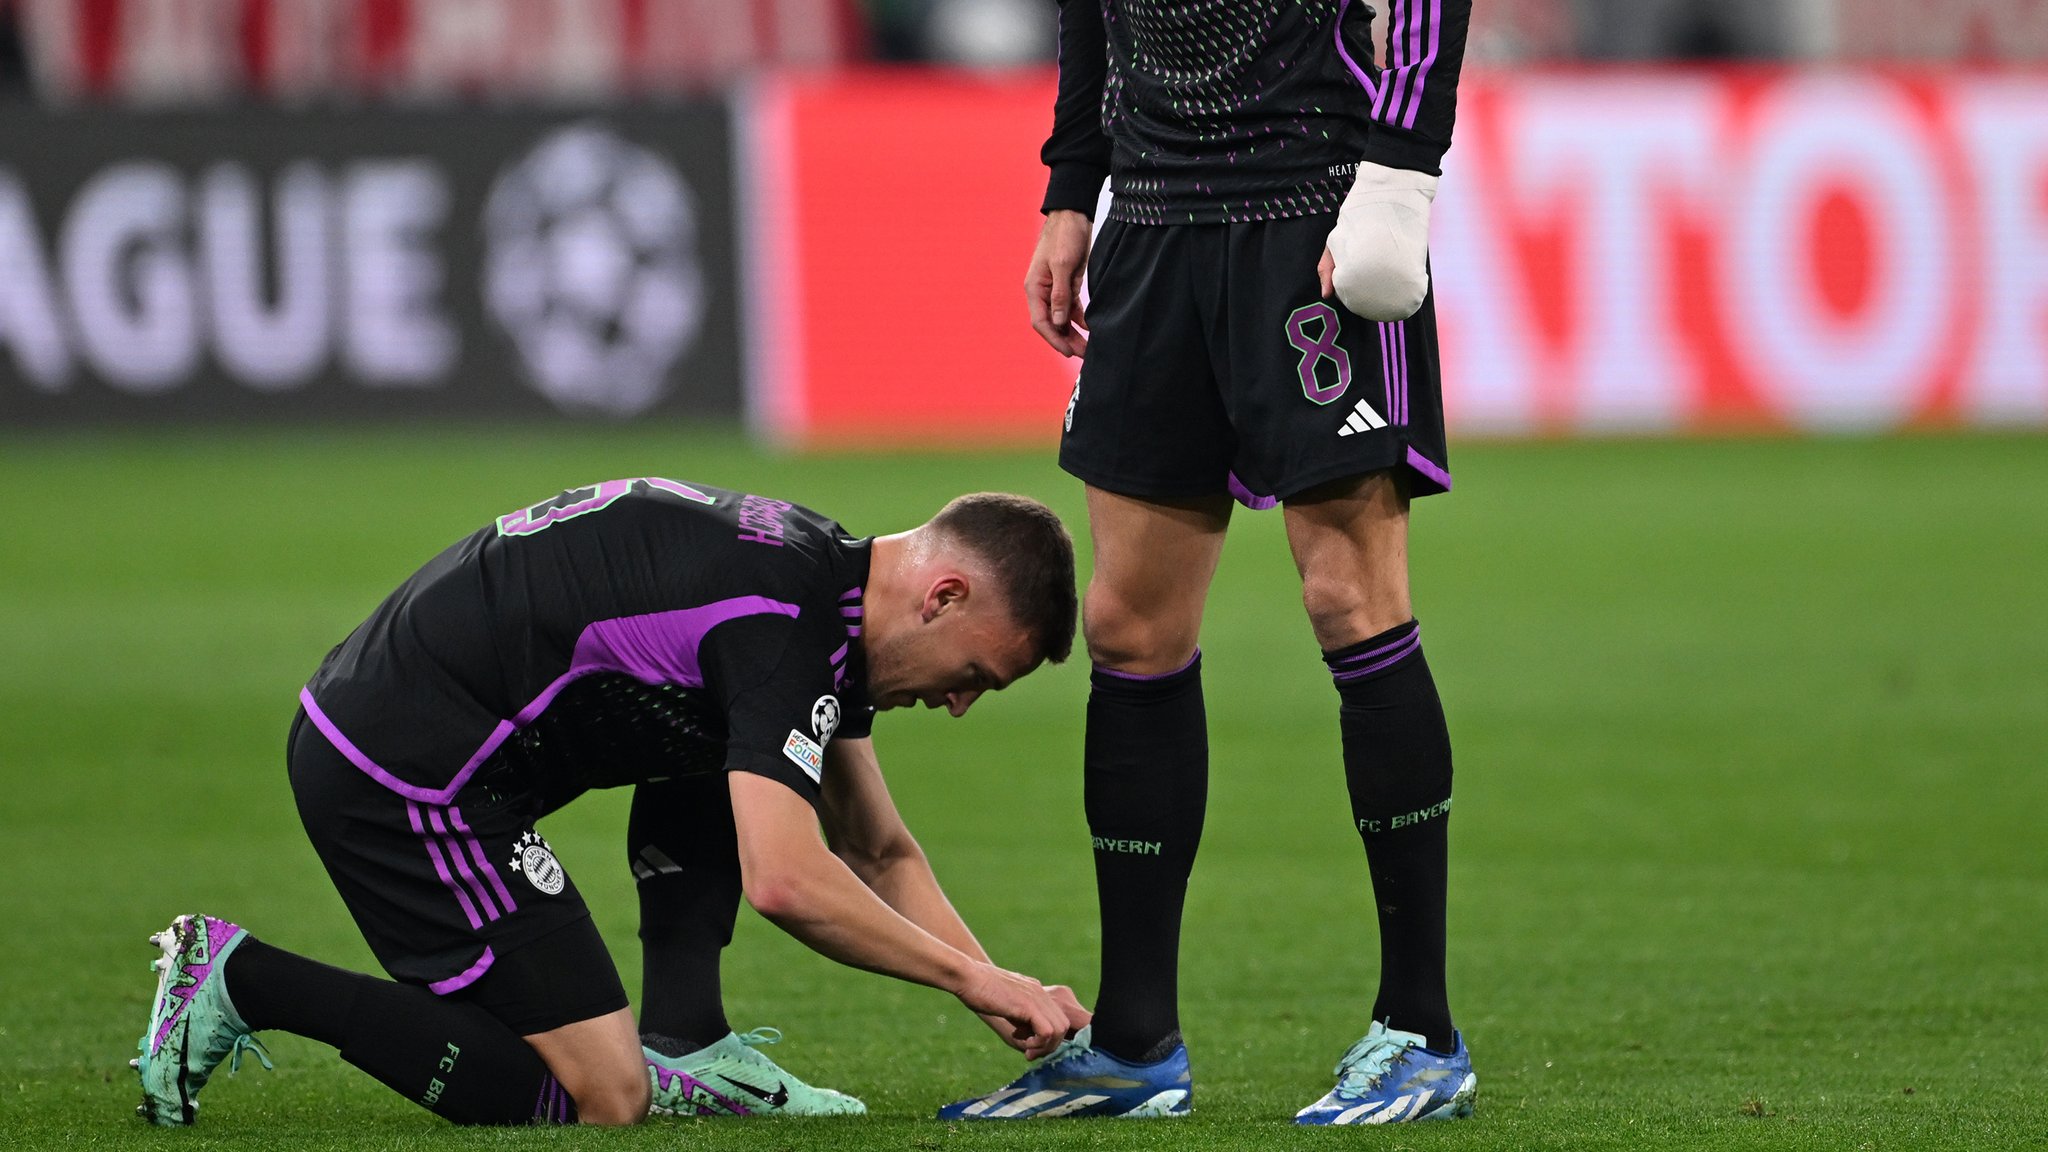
[645,1026,866,1116]
[523,1007,648,1125]
[1283,471,1468,1119]
[133,914,579,1127]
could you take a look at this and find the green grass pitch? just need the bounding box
[2,428,2044,1151]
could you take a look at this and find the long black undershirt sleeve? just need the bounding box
[1358,0,1472,176]
[1041,0,1111,217]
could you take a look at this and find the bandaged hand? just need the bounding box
[1324,161,1438,322]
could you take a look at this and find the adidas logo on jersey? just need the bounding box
[1337,396,1388,437]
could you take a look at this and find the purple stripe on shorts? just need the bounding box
[428,947,496,995]
[1396,323,1410,425]
[1333,630,1422,681]
[449,806,518,915]
[428,806,501,922]
[408,802,483,930]
[1227,471,1280,511]
[1406,446,1453,491]
[1378,322,1395,423]
[1096,648,1200,682]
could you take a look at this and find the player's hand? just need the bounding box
[1027,209,1094,359]
[1319,246,1336,299]
[974,982,1090,1054]
[955,963,1070,1060]
[1324,160,1437,321]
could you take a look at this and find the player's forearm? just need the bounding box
[1042,0,1110,216]
[747,849,978,995]
[854,848,993,966]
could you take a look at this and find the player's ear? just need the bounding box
[924,573,969,621]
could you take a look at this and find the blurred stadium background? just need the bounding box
[2,2,2045,1148]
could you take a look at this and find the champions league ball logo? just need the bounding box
[811,695,841,743]
[483,124,706,417]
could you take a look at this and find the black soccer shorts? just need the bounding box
[1059,213,1451,507]
[286,709,627,1035]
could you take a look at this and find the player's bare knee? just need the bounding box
[1299,573,1404,650]
[1083,591,1196,672]
[570,1069,650,1126]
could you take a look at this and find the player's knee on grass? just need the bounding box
[564,1066,651,1126]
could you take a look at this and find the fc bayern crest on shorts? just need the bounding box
[510,831,567,896]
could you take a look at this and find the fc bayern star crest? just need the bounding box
[509,831,567,896]
[811,694,841,742]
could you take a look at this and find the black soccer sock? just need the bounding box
[1084,651,1208,1063]
[630,776,740,1051]
[1326,620,1456,1051]
[225,938,574,1125]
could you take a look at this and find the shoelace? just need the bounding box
[735,1026,784,1050]
[221,1033,273,1075]
[1332,1034,1406,1096]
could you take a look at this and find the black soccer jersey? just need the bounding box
[1042,0,1471,225]
[299,478,874,809]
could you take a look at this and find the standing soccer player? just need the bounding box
[134,480,1088,1127]
[938,0,1475,1125]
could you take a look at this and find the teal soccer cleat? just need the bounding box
[133,914,271,1126]
[936,1026,1192,1120]
[1294,1021,1476,1124]
[645,1027,866,1116]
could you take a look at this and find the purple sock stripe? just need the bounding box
[1333,0,1382,102]
[427,947,495,995]
[1330,624,1420,666]
[1332,631,1422,681]
[1096,648,1201,682]
[1332,631,1423,681]
[410,803,484,930]
[448,806,518,914]
[428,806,502,922]
[1406,446,1453,491]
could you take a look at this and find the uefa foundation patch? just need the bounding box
[783,729,825,782]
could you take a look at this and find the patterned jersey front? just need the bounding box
[1041,0,1471,225]
[299,478,874,809]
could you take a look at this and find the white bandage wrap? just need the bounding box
[1326,161,1439,322]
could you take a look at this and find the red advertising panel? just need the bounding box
[748,68,2048,447]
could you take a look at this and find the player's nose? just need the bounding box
[945,689,983,717]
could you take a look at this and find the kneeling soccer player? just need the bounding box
[134,480,1089,1126]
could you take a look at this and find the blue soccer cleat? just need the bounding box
[1294,1021,1476,1125]
[936,1026,1191,1119]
